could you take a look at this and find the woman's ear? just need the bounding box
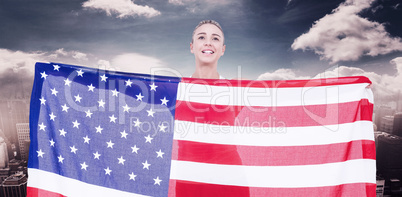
[221,44,226,56]
[190,42,194,54]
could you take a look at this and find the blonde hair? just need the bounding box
[191,20,224,44]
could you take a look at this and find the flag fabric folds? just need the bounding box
[28,62,376,197]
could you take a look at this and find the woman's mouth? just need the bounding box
[202,50,214,54]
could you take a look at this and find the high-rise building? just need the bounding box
[375,106,395,129]
[380,116,394,133]
[16,123,29,161]
[393,113,402,138]
[0,99,30,160]
[2,172,27,197]
[0,137,9,169]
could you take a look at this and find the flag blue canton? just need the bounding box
[29,62,181,196]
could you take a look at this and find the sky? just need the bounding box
[0,0,402,107]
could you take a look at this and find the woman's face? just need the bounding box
[191,24,226,65]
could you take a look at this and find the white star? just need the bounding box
[49,112,56,121]
[146,108,155,117]
[72,120,80,128]
[149,83,158,91]
[104,167,112,175]
[111,89,119,97]
[156,149,165,158]
[39,97,46,105]
[120,130,128,139]
[133,118,141,127]
[109,114,117,123]
[106,140,114,148]
[93,151,101,160]
[37,149,45,158]
[85,109,93,118]
[64,78,72,86]
[77,69,84,77]
[80,162,88,171]
[70,146,78,154]
[74,94,82,102]
[51,88,58,96]
[131,145,139,154]
[58,155,64,163]
[100,74,108,82]
[95,125,103,134]
[153,176,162,185]
[160,97,169,105]
[122,104,130,112]
[87,84,95,92]
[142,160,151,170]
[98,99,105,108]
[117,156,126,165]
[128,172,137,181]
[40,71,48,79]
[61,104,69,112]
[144,135,153,143]
[53,65,60,71]
[136,92,144,101]
[83,135,91,144]
[158,124,167,132]
[59,128,67,137]
[49,139,55,147]
[125,79,133,87]
[39,122,46,131]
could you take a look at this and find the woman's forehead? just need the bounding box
[194,24,224,36]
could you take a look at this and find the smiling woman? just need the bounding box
[190,20,226,79]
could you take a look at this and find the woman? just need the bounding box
[173,20,250,197]
[190,20,226,79]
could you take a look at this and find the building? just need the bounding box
[2,172,27,197]
[0,99,30,160]
[380,116,394,133]
[16,123,29,161]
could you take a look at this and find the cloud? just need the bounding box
[292,0,402,63]
[102,53,173,74]
[0,49,47,99]
[257,68,310,80]
[82,0,161,18]
[258,57,402,107]
[168,0,234,13]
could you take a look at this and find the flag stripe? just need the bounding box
[172,140,375,166]
[27,168,151,197]
[180,76,371,88]
[169,159,376,188]
[170,180,376,197]
[27,187,66,197]
[177,81,373,106]
[173,120,374,146]
[175,99,373,127]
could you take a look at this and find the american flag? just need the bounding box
[28,62,376,196]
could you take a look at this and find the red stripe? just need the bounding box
[168,180,376,197]
[181,76,371,88]
[172,140,375,166]
[175,99,373,127]
[27,187,66,197]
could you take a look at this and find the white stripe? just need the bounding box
[177,82,373,106]
[170,159,376,188]
[27,169,149,197]
[173,120,374,146]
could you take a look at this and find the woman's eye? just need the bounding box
[198,36,205,40]
[213,37,220,41]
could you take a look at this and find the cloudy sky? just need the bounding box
[0,0,401,106]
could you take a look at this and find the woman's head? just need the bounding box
[191,20,224,44]
[190,20,226,67]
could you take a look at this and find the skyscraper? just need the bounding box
[16,123,29,161]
